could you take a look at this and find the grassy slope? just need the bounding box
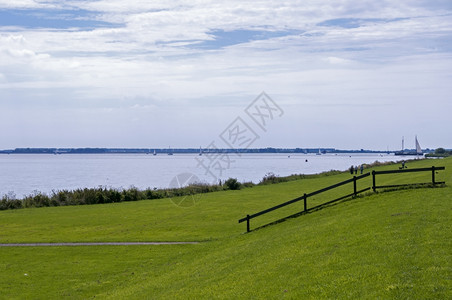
[0,158,450,299]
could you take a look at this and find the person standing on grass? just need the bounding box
[360,164,364,174]
[354,166,358,174]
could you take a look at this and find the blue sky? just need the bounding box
[0,9,112,28]
[0,0,451,149]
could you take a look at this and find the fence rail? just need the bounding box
[239,172,371,232]
[239,165,445,233]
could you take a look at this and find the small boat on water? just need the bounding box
[394,136,423,156]
[153,149,157,156]
[168,146,173,156]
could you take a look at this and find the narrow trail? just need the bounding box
[0,242,200,247]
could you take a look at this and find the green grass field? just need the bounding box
[1,158,451,299]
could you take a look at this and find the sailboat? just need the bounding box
[153,149,157,156]
[168,146,173,156]
[316,148,321,155]
[394,136,423,156]
[415,135,422,156]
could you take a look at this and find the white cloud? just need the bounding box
[0,1,451,148]
[0,0,57,9]
[324,56,352,65]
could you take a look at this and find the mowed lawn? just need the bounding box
[0,157,451,299]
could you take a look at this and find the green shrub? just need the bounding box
[0,194,23,210]
[225,178,241,190]
[106,189,122,203]
[435,148,446,154]
[23,192,51,208]
[2,168,356,211]
[8,199,23,209]
[84,189,98,205]
[242,181,255,188]
[260,172,279,185]
[52,190,69,206]
[123,187,139,202]
[96,191,106,204]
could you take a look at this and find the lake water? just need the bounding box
[0,153,416,198]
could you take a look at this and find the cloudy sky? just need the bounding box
[0,0,451,150]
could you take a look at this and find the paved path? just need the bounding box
[0,242,199,247]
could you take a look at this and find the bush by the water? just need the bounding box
[224,178,241,190]
[0,183,227,211]
[0,160,402,211]
[0,193,22,210]
[425,147,452,157]
[259,170,343,185]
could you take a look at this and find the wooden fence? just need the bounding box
[239,173,371,232]
[239,166,445,232]
[372,166,445,191]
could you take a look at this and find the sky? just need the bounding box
[0,0,451,150]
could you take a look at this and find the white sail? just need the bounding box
[415,136,422,155]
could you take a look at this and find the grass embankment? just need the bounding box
[0,158,451,299]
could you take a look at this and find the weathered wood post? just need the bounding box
[246,214,250,233]
[353,176,357,196]
[432,166,436,185]
[372,170,376,192]
[303,193,307,212]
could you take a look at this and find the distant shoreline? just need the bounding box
[0,147,434,155]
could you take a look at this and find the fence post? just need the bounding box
[432,166,436,185]
[246,214,250,233]
[353,176,357,196]
[372,171,376,192]
[303,193,307,212]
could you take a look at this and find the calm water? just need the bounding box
[0,153,415,198]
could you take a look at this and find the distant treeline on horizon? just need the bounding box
[0,147,435,154]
